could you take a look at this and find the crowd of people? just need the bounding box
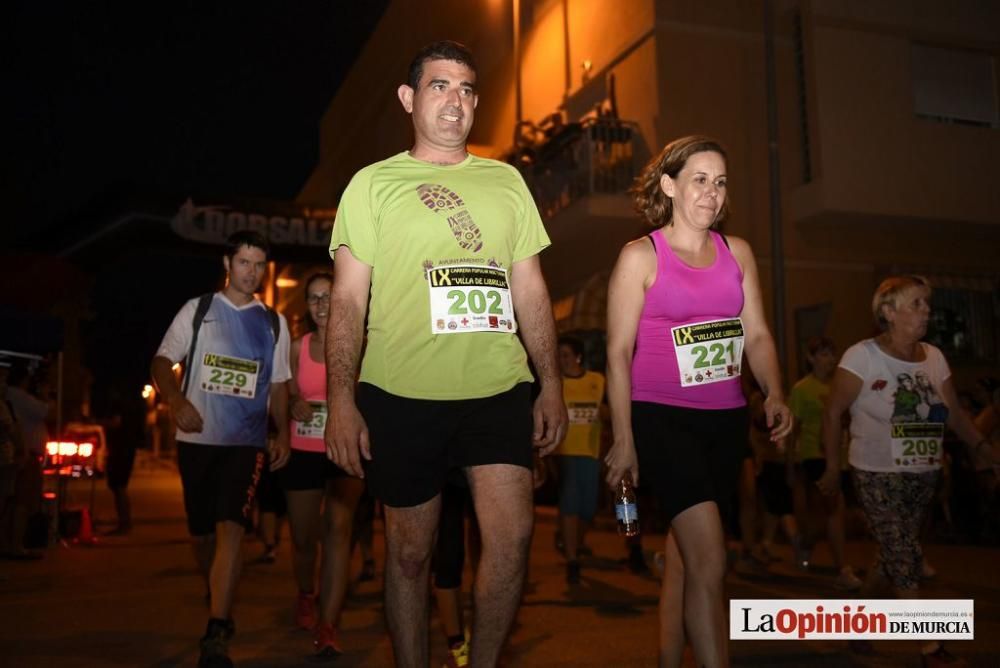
[125,39,999,668]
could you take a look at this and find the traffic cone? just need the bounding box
[73,507,98,546]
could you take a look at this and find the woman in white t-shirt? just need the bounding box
[817,275,992,665]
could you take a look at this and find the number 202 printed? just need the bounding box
[447,289,504,316]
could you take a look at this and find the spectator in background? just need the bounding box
[972,378,1000,540]
[818,275,993,665]
[747,378,806,572]
[3,361,46,559]
[789,337,862,590]
[555,335,606,584]
[101,386,144,536]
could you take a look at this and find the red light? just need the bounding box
[78,442,94,458]
[58,442,78,456]
[46,441,59,456]
[43,492,56,500]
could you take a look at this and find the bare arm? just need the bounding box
[323,245,373,477]
[268,379,290,470]
[288,338,313,422]
[941,378,993,471]
[510,255,567,454]
[151,355,203,433]
[603,239,655,488]
[729,236,792,440]
[817,368,862,495]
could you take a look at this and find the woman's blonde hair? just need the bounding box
[871,275,931,331]
[630,135,730,228]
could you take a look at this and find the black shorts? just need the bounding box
[757,461,793,516]
[177,441,265,536]
[632,402,748,523]
[256,464,287,516]
[801,458,827,483]
[357,382,534,508]
[280,448,347,491]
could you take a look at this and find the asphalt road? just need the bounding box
[2,456,998,667]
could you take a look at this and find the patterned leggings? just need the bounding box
[851,469,939,591]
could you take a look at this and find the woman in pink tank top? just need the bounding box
[283,272,365,658]
[605,136,793,667]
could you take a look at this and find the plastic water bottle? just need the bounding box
[615,474,639,537]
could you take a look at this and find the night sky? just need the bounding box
[5,2,387,406]
[7,2,387,248]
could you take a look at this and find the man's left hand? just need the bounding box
[532,385,567,456]
[268,431,291,471]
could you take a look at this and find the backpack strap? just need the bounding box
[180,294,281,396]
[181,293,215,396]
[265,306,280,348]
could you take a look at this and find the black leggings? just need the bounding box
[432,482,472,589]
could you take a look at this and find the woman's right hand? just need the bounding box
[604,438,639,488]
[290,396,313,422]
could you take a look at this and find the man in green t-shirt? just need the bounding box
[324,40,567,666]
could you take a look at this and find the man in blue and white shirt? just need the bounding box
[152,230,290,668]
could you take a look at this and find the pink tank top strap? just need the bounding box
[631,228,746,410]
[291,331,328,452]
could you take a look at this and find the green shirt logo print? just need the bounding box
[416,183,484,253]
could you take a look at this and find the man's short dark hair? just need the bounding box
[225,230,270,260]
[407,40,478,90]
[558,335,585,359]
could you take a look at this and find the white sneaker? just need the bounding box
[836,566,863,591]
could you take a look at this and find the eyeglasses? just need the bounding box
[307,294,331,305]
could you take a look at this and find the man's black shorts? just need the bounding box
[177,441,265,536]
[280,448,347,491]
[632,401,748,523]
[356,382,534,508]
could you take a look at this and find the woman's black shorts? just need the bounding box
[632,401,748,524]
[279,448,347,491]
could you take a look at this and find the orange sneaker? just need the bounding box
[314,622,343,659]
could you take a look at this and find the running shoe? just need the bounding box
[313,622,343,659]
[794,546,811,571]
[359,558,376,582]
[566,559,581,585]
[296,591,318,630]
[198,618,235,668]
[835,566,863,591]
[443,634,470,668]
[254,544,277,564]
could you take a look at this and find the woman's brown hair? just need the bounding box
[630,135,730,228]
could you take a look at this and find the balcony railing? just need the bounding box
[509,118,639,220]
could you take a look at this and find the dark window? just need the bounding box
[912,44,999,128]
[926,287,999,362]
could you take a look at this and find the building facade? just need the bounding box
[299,0,1000,383]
